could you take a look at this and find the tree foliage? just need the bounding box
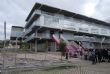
[0,40,9,48]
[21,42,30,51]
[59,39,66,56]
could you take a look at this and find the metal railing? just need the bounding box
[37,33,50,39]
[24,34,35,42]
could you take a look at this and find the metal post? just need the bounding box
[15,37,17,67]
[2,21,6,74]
[35,30,38,52]
[14,49,16,67]
[78,42,81,58]
[30,43,31,51]
[4,21,6,48]
[2,50,5,74]
[16,38,18,48]
[35,40,37,52]
[54,42,57,51]
[101,37,105,49]
[101,43,102,49]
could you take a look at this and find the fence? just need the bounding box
[0,48,71,74]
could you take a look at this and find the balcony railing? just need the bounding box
[37,33,50,39]
[24,19,40,36]
[24,33,50,42]
[65,36,110,43]
[25,10,41,28]
[41,12,110,36]
[24,34,35,42]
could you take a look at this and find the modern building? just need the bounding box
[10,26,24,48]
[24,2,110,52]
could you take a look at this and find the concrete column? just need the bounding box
[35,40,37,52]
[54,42,57,52]
[22,37,23,42]
[50,42,56,52]
[30,43,31,51]
[45,40,48,52]
[16,38,18,48]
[35,30,38,52]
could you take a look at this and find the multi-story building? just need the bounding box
[10,26,24,48]
[24,2,110,52]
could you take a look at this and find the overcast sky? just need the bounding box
[0,0,110,40]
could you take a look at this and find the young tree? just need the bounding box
[59,39,66,60]
[21,42,30,51]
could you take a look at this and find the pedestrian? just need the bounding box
[91,49,96,64]
[97,50,102,63]
[101,49,105,62]
[101,49,108,62]
[88,50,92,61]
[79,51,83,59]
[108,50,110,62]
[105,49,108,61]
[95,49,98,63]
[84,50,88,60]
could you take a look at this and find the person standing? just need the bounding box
[105,49,108,61]
[97,50,102,63]
[84,50,88,60]
[95,49,98,63]
[91,49,96,64]
[108,50,110,62]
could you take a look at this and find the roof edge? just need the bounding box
[12,26,24,29]
[25,2,110,26]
